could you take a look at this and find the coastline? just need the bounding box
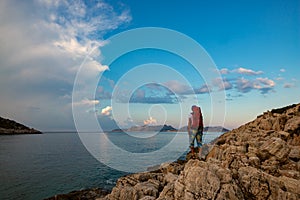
[44,188,110,200]
[47,103,300,200]
[0,128,42,135]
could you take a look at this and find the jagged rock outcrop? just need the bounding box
[98,103,300,200]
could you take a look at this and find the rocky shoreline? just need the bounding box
[0,116,41,135]
[0,127,41,135]
[48,103,300,200]
[44,188,110,200]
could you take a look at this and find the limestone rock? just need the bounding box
[157,183,174,200]
[139,196,156,200]
[289,146,300,162]
[260,137,290,162]
[173,159,244,200]
[238,167,270,199]
[98,103,300,200]
[284,116,300,133]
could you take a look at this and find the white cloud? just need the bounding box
[84,59,109,73]
[275,77,284,81]
[283,78,297,88]
[54,38,91,56]
[291,78,297,82]
[74,99,100,106]
[163,80,193,95]
[215,67,264,76]
[283,83,295,88]
[234,67,263,75]
[235,77,275,94]
[162,80,211,95]
[194,84,212,94]
[212,77,233,91]
[101,106,112,116]
[280,68,286,73]
[0,0,131,130]
[144,116,157,125]
[256,77,275,88]
[37,0,66,8]
[236,78,254,93]
[218,68,230,75]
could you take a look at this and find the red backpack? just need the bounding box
[191,106,203,129]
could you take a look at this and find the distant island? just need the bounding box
[178,126,230,132]
[0,116,41,135]
[110,124,229,133]
[110,124,177,133]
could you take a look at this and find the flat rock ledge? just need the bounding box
[44,188,110,200]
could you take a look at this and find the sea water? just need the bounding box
[0,131,222,200]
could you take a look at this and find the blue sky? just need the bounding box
[0,0,299,131]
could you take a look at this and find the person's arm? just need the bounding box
[188,117,191,133]
[200,115,204,132]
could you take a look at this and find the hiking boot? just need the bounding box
[190,146,195,154]
[198,148,204,160]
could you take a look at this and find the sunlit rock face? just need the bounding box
[98,103,300,200]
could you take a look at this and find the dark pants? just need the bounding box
[189,129,203,148]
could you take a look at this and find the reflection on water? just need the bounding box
[0,131,223,200]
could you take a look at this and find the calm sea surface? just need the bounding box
[0,131,222,200]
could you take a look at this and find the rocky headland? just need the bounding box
[49,103,300,200]
[99,103,300,200]
[0,116,41,135]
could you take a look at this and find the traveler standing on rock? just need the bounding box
[188,105,204,158]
